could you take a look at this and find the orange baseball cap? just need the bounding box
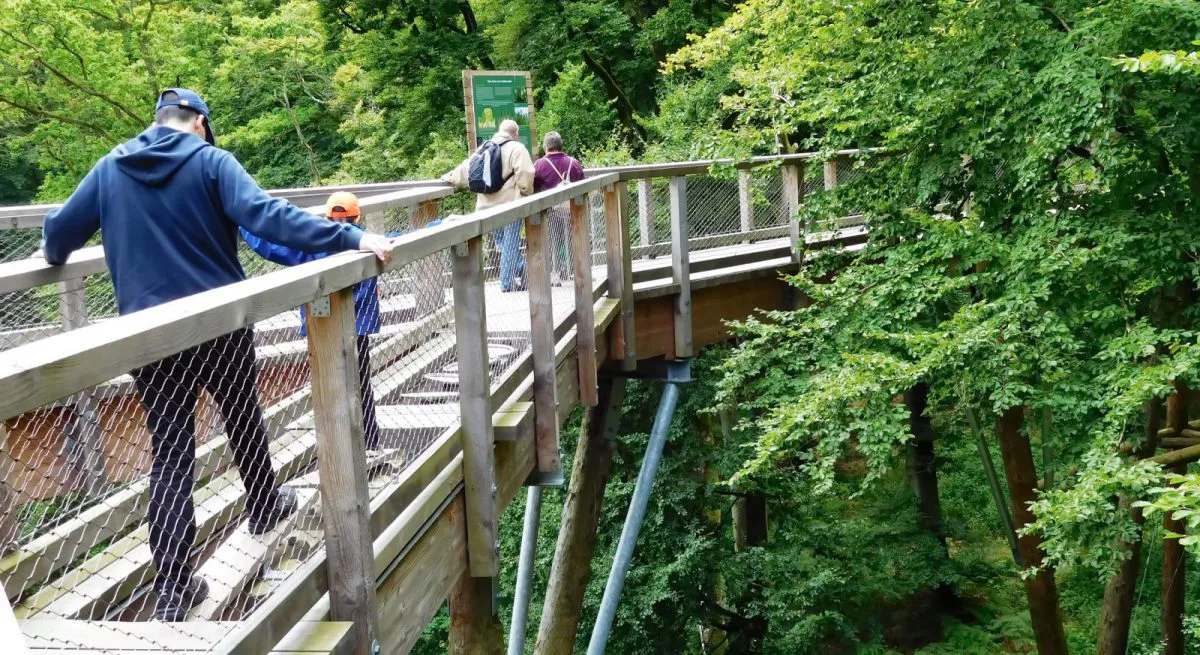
[325,191,361,220]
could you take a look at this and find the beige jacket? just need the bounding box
[442,133,536,210]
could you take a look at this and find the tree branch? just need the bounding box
[0,26,144,126]
[0,94,119,141]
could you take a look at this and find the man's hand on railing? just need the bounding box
[357,232,395,263]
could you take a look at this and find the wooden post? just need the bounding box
[1163,382,1189,655]
[571,197,598,407]
[823,157,842,191]
[408,199,446,318]
[781,163,804,263]
[525,210,562,476]
[451,236,499,577]
[636,179,653,248]
[1097,397,1162,655]
[58,278,106,494]
[604,183,636,371]
[996,406,1068,655]
[305,285,379,654]
[738,168,753,244]
[450,572,504,655]
[535,378,626,655]
[669,176,692,359]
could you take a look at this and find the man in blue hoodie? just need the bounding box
[40,89,396,621]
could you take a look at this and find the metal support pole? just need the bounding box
[508,486,543,655]
[587,360,692,655]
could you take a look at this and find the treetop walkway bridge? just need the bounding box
[0,150,874,654]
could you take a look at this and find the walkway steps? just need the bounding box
[0,308,451,602]
[10,329,455,617]
[19,619,352,653]
[187,488,320,621]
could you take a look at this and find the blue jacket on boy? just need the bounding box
[240,219,442,336]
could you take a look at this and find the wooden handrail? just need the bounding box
[0,180,454,230]
[0,150,885,230]
[0,173,617,423]
[0,186,454,295]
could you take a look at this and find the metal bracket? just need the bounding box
[453,242,470,258]
[310,295,331,317]
[526,469,566,487]
[666,359,693,384]
[490,575,501,617]
[529,212,544,226]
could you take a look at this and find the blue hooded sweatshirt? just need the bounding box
[240,219,443,337]
[42,126,361,315]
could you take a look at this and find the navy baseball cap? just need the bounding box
[155,88,215,145]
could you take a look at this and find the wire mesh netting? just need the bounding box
[0,155,884,652]
[0,200,477,651]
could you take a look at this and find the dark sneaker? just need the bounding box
[248,486,298,535]
[155,576,209,622]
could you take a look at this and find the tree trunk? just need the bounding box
[1163,383,1189,655]
[905,383,946,550]
[534,378,626,655]
[996,406,1069,655]
[1096,397,1162,655]
[449,573,504,655]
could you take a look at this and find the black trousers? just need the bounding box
[356,335,381,450]
[133,328,281,595]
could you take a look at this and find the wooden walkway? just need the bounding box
[0,152,871,654]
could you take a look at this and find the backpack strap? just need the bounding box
[544,155,568,183]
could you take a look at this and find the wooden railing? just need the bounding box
[0,150,875,654]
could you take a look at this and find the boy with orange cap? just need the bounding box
[240,192,441,449]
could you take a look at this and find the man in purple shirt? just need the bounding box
[533,131,585,284]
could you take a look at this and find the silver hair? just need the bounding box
[499,119,519,137]
[542,131,564,152]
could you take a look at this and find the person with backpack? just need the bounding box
[442,119,535,292]
[239,192,444,451]
[39,88,396,621]
[533,131,585,285]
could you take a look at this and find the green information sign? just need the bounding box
[463,71,536,154]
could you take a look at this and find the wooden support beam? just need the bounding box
[525,210,562,476]
[451,236,499,577]
[781,163,804,263]
[535,377,626,655]
[571,197,598,407]
[1163,382,1189,655]
[604,183,636,371]
[669,176,693,359]
[449,572,504,655]
[738,169,753,244]
[305,285,379,654]
[636,179,653,248]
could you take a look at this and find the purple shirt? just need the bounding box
[533,152,585,193]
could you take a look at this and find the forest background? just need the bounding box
[6,0,1200,653]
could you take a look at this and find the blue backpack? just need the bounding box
[467,140,512,194]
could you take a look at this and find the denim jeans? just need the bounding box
[495,222,525,291]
